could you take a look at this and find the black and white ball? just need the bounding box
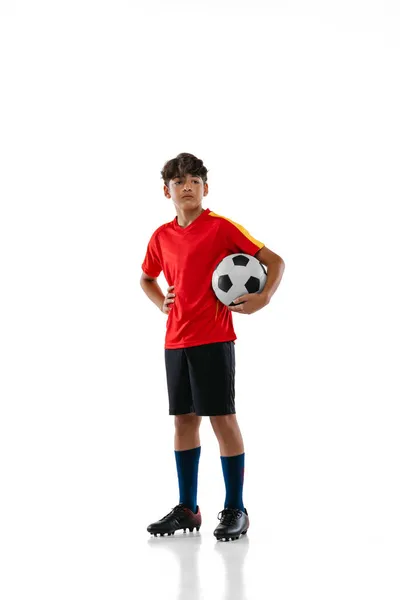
[212,253,267,306]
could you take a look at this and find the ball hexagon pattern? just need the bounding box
[211,253,268,306]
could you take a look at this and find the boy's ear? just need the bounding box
[203,182,209,196]
[164,184,171,198]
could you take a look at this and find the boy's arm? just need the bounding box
[140,272,165,312]
[254,245,285,303]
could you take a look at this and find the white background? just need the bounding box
[1,1,399,598]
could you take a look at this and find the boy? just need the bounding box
[140,153,285,541]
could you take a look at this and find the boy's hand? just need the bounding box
[228,292,269,315]
[162,285,175,314]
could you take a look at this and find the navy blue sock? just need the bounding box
[174,446,201,514]
[220,453,245,511]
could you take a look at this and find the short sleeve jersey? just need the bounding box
[141,208,265,349]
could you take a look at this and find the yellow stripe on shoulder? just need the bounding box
[209,211,264,249]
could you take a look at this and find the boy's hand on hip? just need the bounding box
[228,292,269,315]
[162,285,175,314]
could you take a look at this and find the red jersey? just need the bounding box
[141,208,265,349]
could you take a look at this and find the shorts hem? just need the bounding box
[165,337,236,350]
[169,409,236,416]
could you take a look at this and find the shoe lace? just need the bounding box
[217,508,243,525]
[162,503,188,522]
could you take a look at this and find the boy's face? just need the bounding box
[164,173,208,211]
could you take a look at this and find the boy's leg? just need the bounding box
[174,413,202,451]
[147,353,203,535]
[165,349,202,515]
[183,341,248,538]
[209,414,244,456]
[210,415,245,511]
[177,341,248,539]
[211,413,249,541]
[174,415,202,514]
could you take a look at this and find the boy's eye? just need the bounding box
[173,179,200,185]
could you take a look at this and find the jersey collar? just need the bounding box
[172,208,210,232]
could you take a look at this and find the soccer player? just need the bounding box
[141,153,285,541]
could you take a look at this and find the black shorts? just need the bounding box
[165,341,236,416]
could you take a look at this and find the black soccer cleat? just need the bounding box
[213,507,250,541]
[147,503,202,537]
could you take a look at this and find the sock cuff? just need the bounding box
[175,446,201,455]
[220,452,245,460]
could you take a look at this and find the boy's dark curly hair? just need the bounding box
[161,153,208,187]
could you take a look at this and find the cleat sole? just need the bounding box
[215,531,247,541]
[150,525,201,536]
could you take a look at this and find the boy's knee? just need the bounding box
[209,414,237,432]
[174,413,201,431]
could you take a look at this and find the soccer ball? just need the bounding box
[212,253,267,306]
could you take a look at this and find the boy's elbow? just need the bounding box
[140,271,157,283]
